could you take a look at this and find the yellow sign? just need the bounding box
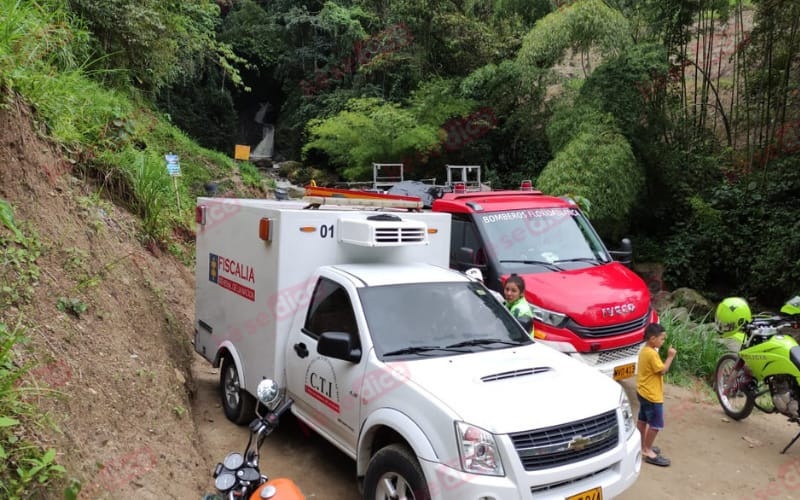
[234,144,251,161]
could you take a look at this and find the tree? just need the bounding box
[66,0,244,93]
[303,97,440,180]
[537,126,643,239]
[517,0,630,74]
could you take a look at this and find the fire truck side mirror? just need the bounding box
[317,331,362,363]
[609,238,633,268]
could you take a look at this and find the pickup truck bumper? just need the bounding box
[420,428,641,500]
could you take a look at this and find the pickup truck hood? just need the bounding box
[522,263,650,327]
[397,344,622,434]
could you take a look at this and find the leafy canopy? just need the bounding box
[517,0,630,71]
[303,98,440,180]
[303,79,476,180]
[66,0,244,91]
[537,126,643,239]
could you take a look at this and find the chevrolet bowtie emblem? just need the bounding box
[568,435,591,451]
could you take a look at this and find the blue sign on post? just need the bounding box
[165,153,181,176]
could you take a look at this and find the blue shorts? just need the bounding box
[637,393,664,430]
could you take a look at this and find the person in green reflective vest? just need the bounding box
[503,274,534,338]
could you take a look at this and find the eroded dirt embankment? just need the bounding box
[0,99,207,498]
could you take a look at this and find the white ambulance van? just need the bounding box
[194,196,641,500]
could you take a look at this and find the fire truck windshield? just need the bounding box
[476,208,610,269]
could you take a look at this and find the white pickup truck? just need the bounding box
[194,197,641,499]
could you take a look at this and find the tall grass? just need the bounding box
[659,308,731,387]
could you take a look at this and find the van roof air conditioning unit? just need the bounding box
[338,215,428,247]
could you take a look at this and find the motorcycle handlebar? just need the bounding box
[266,398,294,427]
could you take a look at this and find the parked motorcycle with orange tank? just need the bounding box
[203,379,304,500]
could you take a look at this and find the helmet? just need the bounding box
[715,297,752,334]
[781,296,800,317]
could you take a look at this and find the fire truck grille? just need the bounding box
[374,227,426,243]
[566,311,650,338]
[596,343,644,365]
[509,410,618,471]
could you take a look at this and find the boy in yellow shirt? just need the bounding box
[637,323,677,467]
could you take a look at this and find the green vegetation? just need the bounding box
[517,0,630,70]
[658,309,731,387]
[0,205,65,497]
[0,0,245,249]
[0,202,41,309]
[56,297,88,318]
[537,127,642,239]
[304,97,441,180]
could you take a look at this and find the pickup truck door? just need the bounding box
[285,273,368,454]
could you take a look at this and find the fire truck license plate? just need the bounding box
[613,363,635,380]
[566,486,603,500]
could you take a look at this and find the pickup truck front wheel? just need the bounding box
[364,443,430,500]
[220,354,255,425]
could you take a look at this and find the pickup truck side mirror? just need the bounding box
[517,316,534,334]
[608,238,633,268]
[456,247,487,270]
[456,247,474,266]
[317,331,362,363]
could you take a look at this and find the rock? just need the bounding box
[274,160,303,177]
[717,337,741,353]
[742,435,762,447]
[174,368,186,385]
[672,306,690,323]
[652,290,673,314]
[634,262,665,294]
[671,287,714,320]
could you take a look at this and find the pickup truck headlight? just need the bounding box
[532,304,567,328]
[455,422,504,476]
[619,390,634,437]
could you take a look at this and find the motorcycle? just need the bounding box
[714,296,800,453]
[205,379,304,500]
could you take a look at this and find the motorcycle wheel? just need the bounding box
[220,354,256,425]
[363,444,430,500]
[714,353,755,420]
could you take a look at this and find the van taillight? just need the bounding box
[454,183,466,194]
[520,180,533,191]
[196,205,206,225]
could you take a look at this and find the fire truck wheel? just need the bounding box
[220,354,256,425]
[363,443,430,500]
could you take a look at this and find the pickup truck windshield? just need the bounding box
[476,208,610,269]
[359,282,531,359]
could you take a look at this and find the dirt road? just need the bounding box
[192,355,800,499]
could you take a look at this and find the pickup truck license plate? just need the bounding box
[613,362,635,380]
[566,486,603,500]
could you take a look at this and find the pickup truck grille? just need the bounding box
[566,311,650,338]
[509,410,618,471]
